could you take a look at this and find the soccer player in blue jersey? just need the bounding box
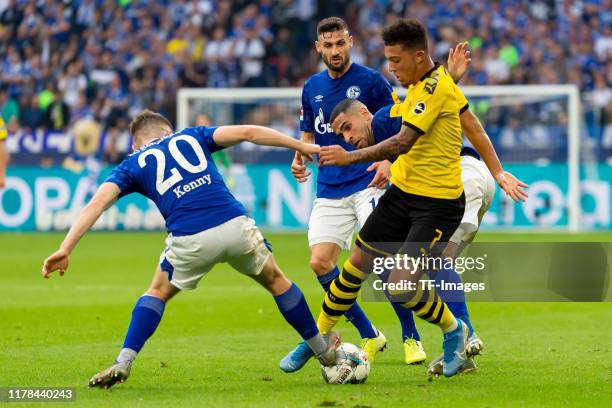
[41,110,340,389]
[282,16,422,372]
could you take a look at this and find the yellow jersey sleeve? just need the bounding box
[452,81,469,115]
[0,117,7,141]
[389,103,402,117]
[391,90,401,104]
[401,71,452,135]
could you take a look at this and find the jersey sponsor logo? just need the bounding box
[314,108,333,134]
[314,94,324,102]
[346,86,361,99]
[172,174,212,198]
[424,70,439,95]
[413,101,426,115]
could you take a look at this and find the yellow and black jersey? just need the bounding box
[390,63,468,200]
[0,117,7,141]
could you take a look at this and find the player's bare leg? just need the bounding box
[251,255,339,367]
[89,266,180,389]
[280,243,384,372]
[309,242,341,279]
[310,242,384,356]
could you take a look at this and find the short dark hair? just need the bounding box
[129,109,172,137]
[382,19,428,51]
[317,17,348,36]
[330,98,363,126]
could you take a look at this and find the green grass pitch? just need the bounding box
[1,231,611,407]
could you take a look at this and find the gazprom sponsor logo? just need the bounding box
[314,108,333,134]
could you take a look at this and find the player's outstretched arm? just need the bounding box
[319,124,421,166]
[447,41,471,83]
[213,125,320,158]
[460,109,528,202]
[42,182,120,278]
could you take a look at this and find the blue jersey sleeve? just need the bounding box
[299,84,314,132]
[370,73,397,113]
[191,126,224,153]
[372,104,403,144]
[105,158,137,198]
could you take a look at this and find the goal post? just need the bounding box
[455,85,581,232]
[177,85,582,231]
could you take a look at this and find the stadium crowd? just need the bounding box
[0,0,610,162]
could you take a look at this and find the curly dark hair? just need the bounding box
[382,19,428,51]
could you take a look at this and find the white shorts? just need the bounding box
[450,156,496,245]
[159,216,271,290]
[308,187,386,250]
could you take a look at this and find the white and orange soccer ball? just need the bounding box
[321,342,370,384]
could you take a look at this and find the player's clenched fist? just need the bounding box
[42,249,69,278]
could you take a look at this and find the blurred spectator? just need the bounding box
[103,117,131,164]
[1,46,27,97]
[43,89,70,131]
[234,21,266,87]
[205,26,234,87]
[71,93,94,123]
[484,47,510,84]
[195,114,212,127]
[58,62,88,108]
[19,93,44,131]
[0,0,22,36]
[0,86,19,131]
[105,75,129,125]
[0,0,608,164]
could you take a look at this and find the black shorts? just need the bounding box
[357,185,465,257]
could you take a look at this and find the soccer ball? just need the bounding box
[321,342,370,384]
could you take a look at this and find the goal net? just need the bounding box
[177,85,582,231]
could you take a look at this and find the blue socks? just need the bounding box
[389,301,420,341]
[318,267,377,339]
[274,283,319,341]
[433,266,475,335]
[118,295,166,362]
